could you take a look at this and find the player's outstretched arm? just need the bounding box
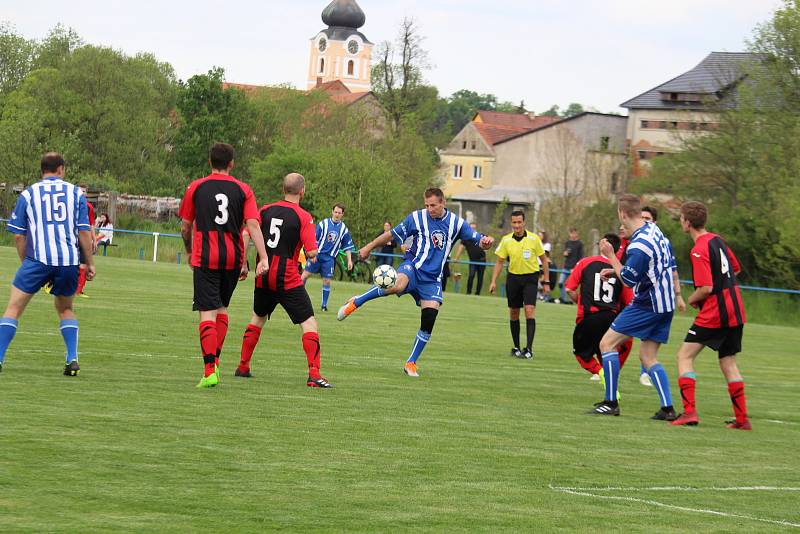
[359,231,393,261]
[246,218,270,276]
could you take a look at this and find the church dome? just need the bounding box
[321,0,366,29]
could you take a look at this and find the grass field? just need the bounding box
[0,246,798,532]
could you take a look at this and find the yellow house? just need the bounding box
[307,0,372,93]
[440,111,559,198]
[621,52,757,177]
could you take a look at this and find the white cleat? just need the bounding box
[590,373,601,381]
[639,372,653,387]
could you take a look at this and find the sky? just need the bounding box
[2,0,782,114]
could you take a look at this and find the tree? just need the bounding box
[174,68,257,182]
[0,23,36,110]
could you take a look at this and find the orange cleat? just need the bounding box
[337,298,358,321]
[403,362,419,377]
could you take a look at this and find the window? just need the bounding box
[318,58,325,74]
[600,136,610,151]
[670,121,678,129]
[347,60,355,76]
[659,121,667,129]
[611,172,619,193]
[699,122,709,131]
[472,165,482,180]
[641,120,649,129]
[461,141,467,150]
[471,141,477,150]
[453,164,463,179]
[637,150,648,160]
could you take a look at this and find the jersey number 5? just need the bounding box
[214,193,229,225]
[266,218,284,248]
[593,273,616,303]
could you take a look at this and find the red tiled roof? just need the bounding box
[472,112,561,146]
[473,123,531,146]
[314,80,351,95]
[529,116,561,128]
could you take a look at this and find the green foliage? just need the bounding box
[637,0,800,288]
[540,102,585,118]
[490,197,509,231]
[0,22,36,103]
[174,68,257,182]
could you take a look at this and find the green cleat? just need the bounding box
[196,373,219,389]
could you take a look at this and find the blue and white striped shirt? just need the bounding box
[621,222,676,313]
[7,177,90,266]
[392,209,482,284]
[315,218,355,257]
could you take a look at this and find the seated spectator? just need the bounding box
[95,213,114,245]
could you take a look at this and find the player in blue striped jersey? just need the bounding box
[589,194,677,419]
[301,203,355,311]
[0,153,95,376]
[337,188,494,377]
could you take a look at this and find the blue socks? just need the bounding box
[354,286,386,307]
[0,317,19,364]
[647,363,673,407]
[322,285,331,308]
[407,330,431,363]
[601,351,620,402]
[60,319,79,363]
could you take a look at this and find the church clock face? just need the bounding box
[318,38,327,52]
[347,39,359,54]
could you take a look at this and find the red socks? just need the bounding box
[215,313,229,367]
[617,339,633,368]
[728,381,748,423]
[199,321,218,377]
[302,332,321,379]
[77,266,87,294]
[678,376,697,414]
[239,324,262,372]
[576,355,602,375]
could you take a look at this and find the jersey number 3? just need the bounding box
[266,218,284,248]
[214,193,229,225]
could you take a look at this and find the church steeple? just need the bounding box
[321,0,366,29]
[307,0,372,92]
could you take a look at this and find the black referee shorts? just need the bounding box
[254,284,314,325]
[193,267,240,311]
[506,272,540,309]
[572,310,616,361]
[685,323,744,357]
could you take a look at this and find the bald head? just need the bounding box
[283,173,305,195]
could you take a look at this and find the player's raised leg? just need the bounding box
[404,304,438,377]
[671,341,704,426]
[0,287,35,372]
[338,271,409,321]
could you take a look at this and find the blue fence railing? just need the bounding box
[2,218,799,296]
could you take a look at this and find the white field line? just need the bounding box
[550,485,800,529]
[553,486,800,492]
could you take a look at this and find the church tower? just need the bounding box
[307,0,372,91]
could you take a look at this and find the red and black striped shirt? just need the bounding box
[179,173,259,270]
[691,233,746,328]
[565,255,625,324]
[256,200,317,291]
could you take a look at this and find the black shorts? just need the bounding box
[193,268,240,312]
[684,323,744,357]
[254,284,314,325]
[573,310,616,361]
[506,272,540,309]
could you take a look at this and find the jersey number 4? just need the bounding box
[266,218,284,248]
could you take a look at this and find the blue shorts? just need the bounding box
[611,305,673,344]
[304,254,335,279]
[13,258,79,296]
[397,261,443,306]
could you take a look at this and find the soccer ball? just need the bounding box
[373,265,397,289]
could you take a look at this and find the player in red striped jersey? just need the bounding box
[671,201,750,429]
[236,173,333,387]
[179,143,269,388]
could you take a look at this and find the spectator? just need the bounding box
[452,223,487,295]
[559,227,584,304]
[375,221,397,267]
[95,213,114,246]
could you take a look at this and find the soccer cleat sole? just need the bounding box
[337,300,357,321]
[639,373,653,387]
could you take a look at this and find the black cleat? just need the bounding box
[0,362,3,373]
[510,347,522,358]
[63,360,80,377]
[321,306,328,312]
[521,348,533,360]
[588,400,620,416]
[651,406,678,421]
[307,376,334,388]
[234,367,253,378]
